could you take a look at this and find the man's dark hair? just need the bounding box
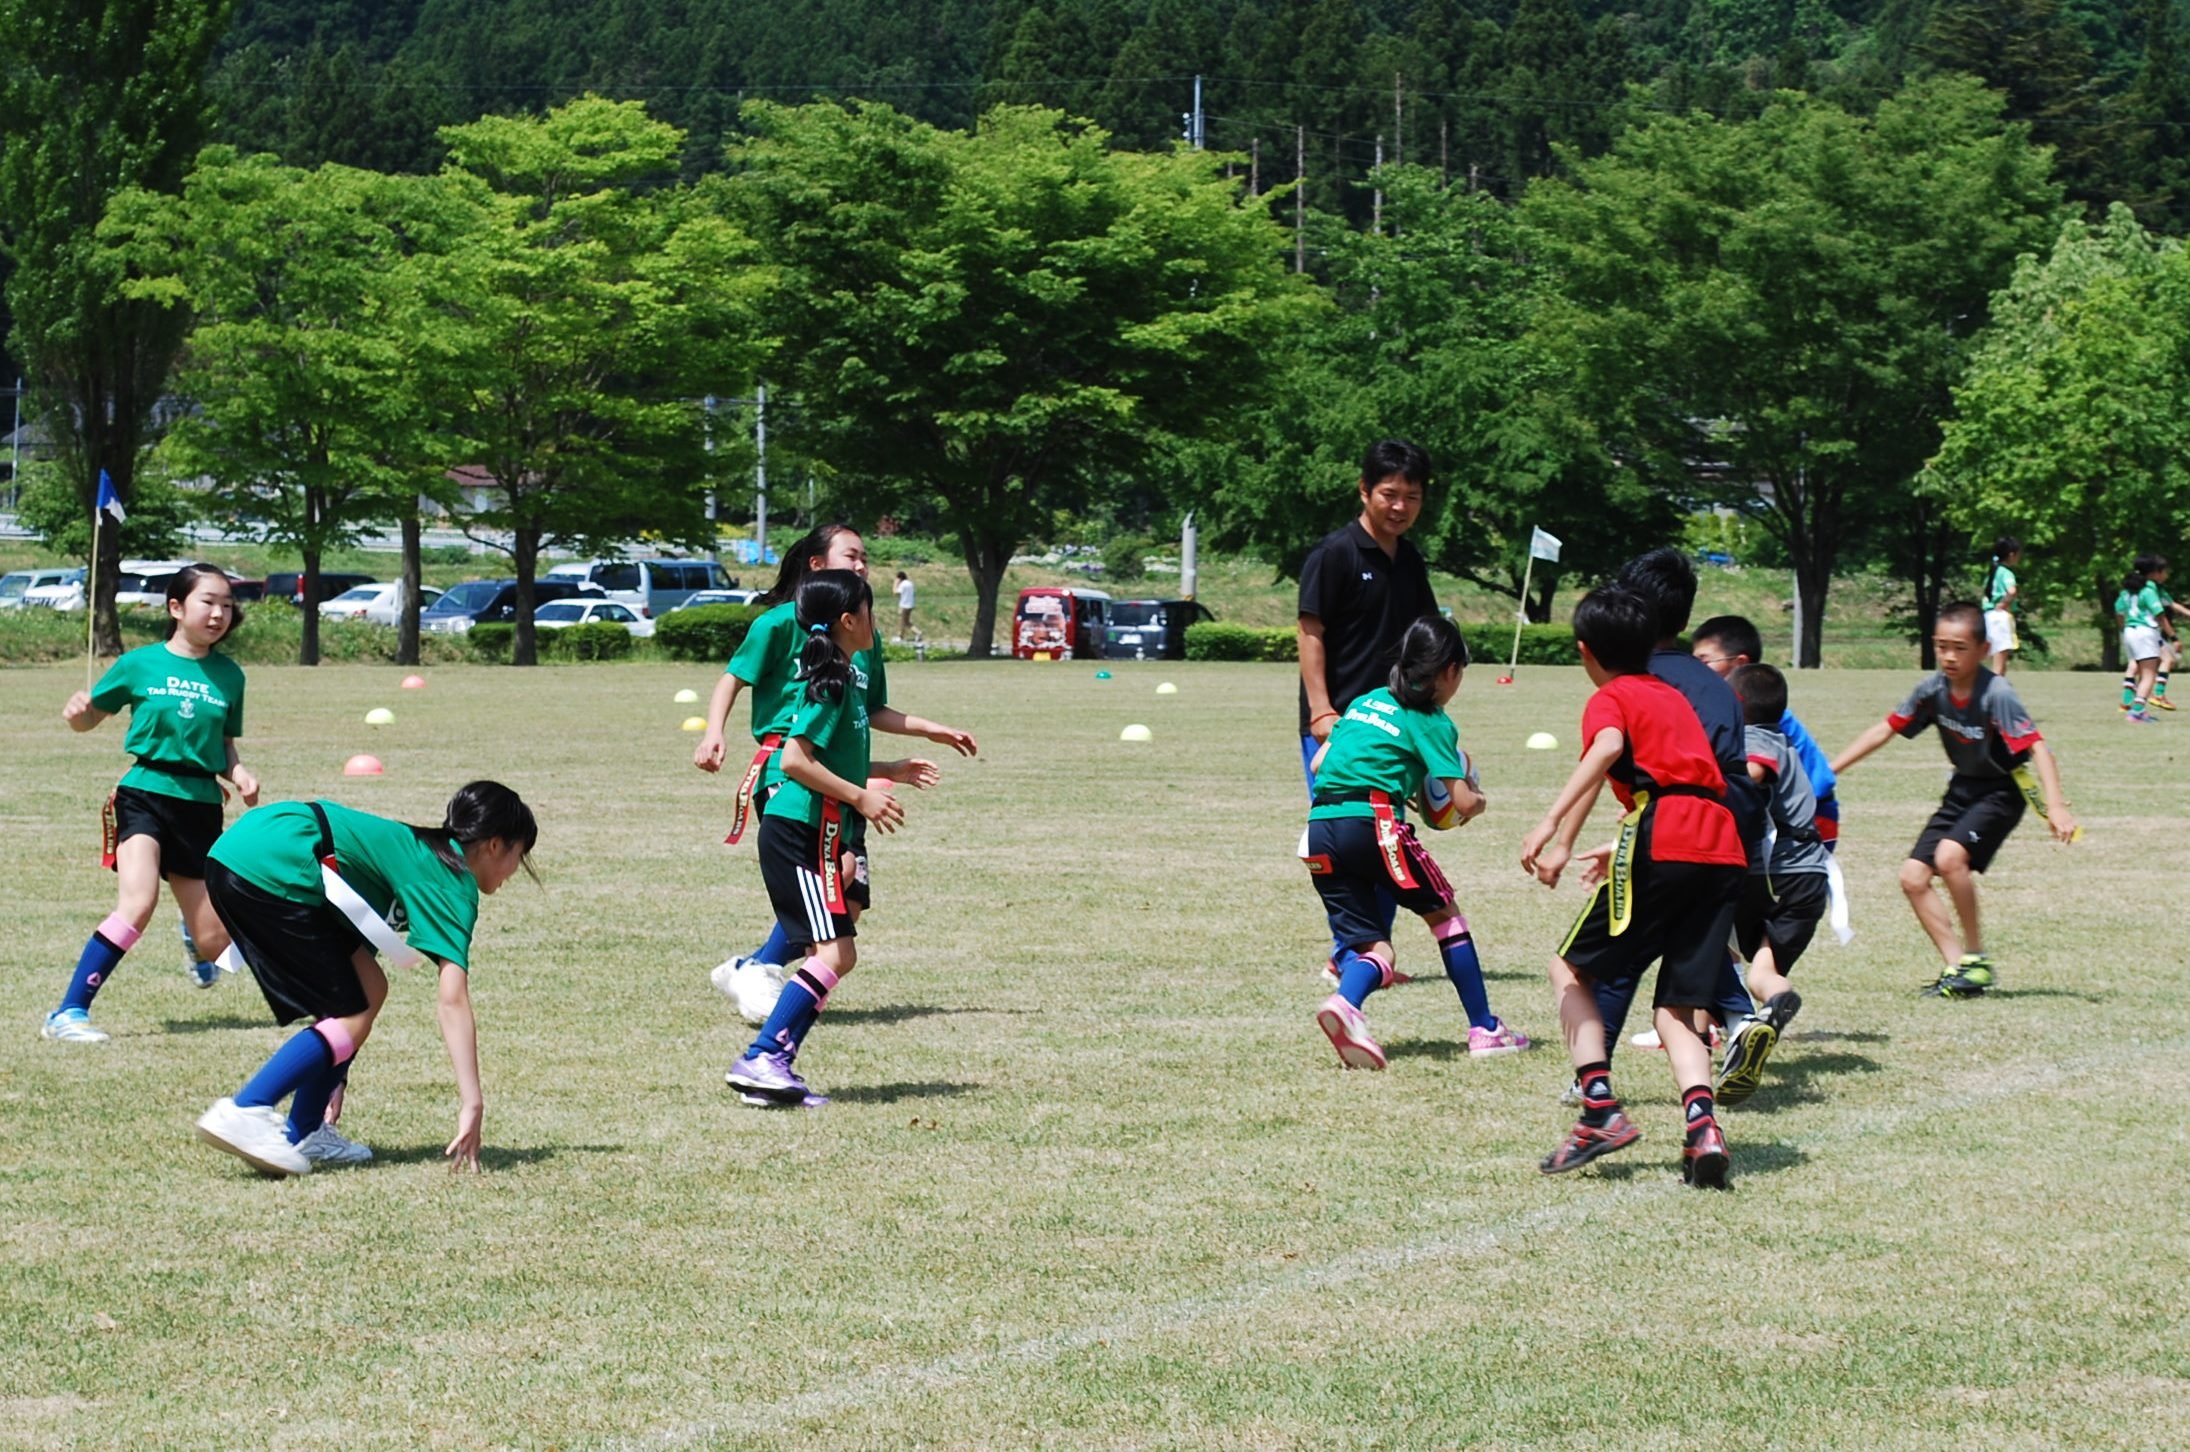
[1936,600,1984,641]
[1692,614,1763,666]
[1616,547,1698,640]
[1730,663,1787,726]
[1572,586,1657,675]
[1359,439,1431,490]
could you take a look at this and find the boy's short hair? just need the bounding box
[1616,547,1698,639]
[1359,439,1432,489]
[1572,586,1657,675]
[1936,601,1984,640]
[1692,613,1763,665]
[1730,662,1787,725]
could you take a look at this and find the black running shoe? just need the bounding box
[1682,1123,1731,1189]
[1764,989,1803,1033]
[1714,1015,1778,1106]
[1539,1111,1641,1174]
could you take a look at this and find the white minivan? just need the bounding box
[544,558,736,617]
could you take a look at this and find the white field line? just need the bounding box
[624,1035,2189,1449]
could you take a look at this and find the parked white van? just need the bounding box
[544,558,736,617]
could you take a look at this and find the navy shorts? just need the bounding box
[1304,816,1455,950]
[1911,776,2024,874]
[1558,857,1744,1011]
[109,785,223,879]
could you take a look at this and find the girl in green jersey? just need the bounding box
[693,526,974,1023]
[45,565,259,1044]
[193,781,536,1177]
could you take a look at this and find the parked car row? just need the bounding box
[543,557,739,618]
[1011,587,1216,660]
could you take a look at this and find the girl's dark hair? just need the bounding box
[1991,536,2023,561]
[1572,585,1657,674]
[1387,614,1469,709]
[164,563,241,642]
[2125,552,2168,596]
[758,524,862,608]
[795,569,873,703]
[415,779,538,878]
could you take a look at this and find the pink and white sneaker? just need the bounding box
[1314,993,1388,1070]
[1467,1019,1531,1057]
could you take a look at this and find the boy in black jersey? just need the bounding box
[1832,603,2078,996]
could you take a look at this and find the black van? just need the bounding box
[1104,599,1216,660]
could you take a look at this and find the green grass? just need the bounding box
[4,658,2186,1448]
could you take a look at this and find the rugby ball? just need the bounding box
[1419,775,1462,831]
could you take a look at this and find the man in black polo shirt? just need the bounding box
[1296,439,1441,788]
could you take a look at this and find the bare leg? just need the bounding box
[1548,955,1606,1069]
[168,876,230,961]
[1933,840,1981,957]
[111,835,164,933]
[1900,857,1963,968]
[1656,1006,1712,1092]
[1744,943,1792,1004]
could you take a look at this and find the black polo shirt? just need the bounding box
[1647,646,1765,847]
[1297,520,1439,734]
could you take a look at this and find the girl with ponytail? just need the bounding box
[727,571,944,1109]
[1982,537,2023,675]
[2116,554,2190,720]
[190,781,537,1177]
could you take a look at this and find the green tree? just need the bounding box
[1917,0,2112,204]
[728,100,1314,656]
[0,0,235,655]
[104,149,468,664]
[437,97,769,666]
[1929,206,2190,667]
[1524,76,2063,665]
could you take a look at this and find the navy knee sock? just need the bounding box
[1435,918,1495,1032]
[287,1058,353,1143]
[748,960,838,1058]
[59,914,142,1014]
[236,1027,335,1110]
[1334,949,1388,1009]
[748,922,791,967]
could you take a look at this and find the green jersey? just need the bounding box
[208,800,482,970]
[728,601,888,790]
[2123,582,2169,631]
[1983,563,2018,612]
[1308,687,1468,823]
[89,643,247,804]
[765,674,873,829]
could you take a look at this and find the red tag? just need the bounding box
[725,734,783,845]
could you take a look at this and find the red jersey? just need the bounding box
[1579,673,1746,866]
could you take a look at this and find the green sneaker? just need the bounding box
[1953,955,1997,991]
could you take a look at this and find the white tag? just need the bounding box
[1824,854,1854,945]
[1296,826,1312,861]
[320,863,428,970]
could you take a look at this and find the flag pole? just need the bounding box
[85,504,100,692]
[1507,554,1535,680]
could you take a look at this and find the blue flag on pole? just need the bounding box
[95,470,127,523]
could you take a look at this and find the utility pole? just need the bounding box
[702,394,719,562]
[6,378,20,513]
[753,381,768,561]
[1294,124,1305,274]
[1440,118,1449,185]
[1182,74,1204,150]
[1393,72,1404,167]
[1249,136,1259,196]
[1372,134,1383,235]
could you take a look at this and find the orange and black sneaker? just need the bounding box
[1539,1111,1640,1175]
[1682,1122,1731,1189]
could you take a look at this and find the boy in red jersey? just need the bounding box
[1521,586,1749,1188]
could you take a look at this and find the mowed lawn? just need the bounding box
[3,657,2186,1449]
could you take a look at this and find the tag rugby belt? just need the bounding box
[99,758,219,868]
[1312,788,1427,891]
[725,734,784,845]
[306,800,426,971]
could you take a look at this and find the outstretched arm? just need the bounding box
[1521,726,1624,886]
[1830,720,1896,776]
[781,736,906,833]
[870,705,976,757]
[694,672,748,772]
[436,959,483,1172]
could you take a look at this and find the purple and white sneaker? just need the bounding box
[726,1050,809,1105]
[736,1089,831,1110]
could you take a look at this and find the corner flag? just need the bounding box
[95,470,126,523]
[1528,526,1562,563]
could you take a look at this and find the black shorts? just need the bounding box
[1911,776,2025,873]
[1734,872,1828,972]
[204,861,370,1024]
[761,783,873,910]
[109,785,223,879]
[757,811,866,956]
[1303,817,1455,950]
[1558,858,1744,1010]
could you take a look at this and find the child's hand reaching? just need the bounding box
[881,758,940,789]
[858,785,907,834]
[1575,842,1614,888]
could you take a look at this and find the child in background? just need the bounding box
[726,571,939,1108]
[1689,615,1839,853]
[2114,556,2190,721]
[1302,617,1527,1069]
[1831,603,2077,997]
[695,527,975,1023]
[1522,586,1746,1188]
[46,564,259,1043]
[192,782,537,1176]
[1716,664,1830,1106]
[1983,537,2022,676]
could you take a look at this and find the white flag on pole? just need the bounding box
[1528,526,1562,563]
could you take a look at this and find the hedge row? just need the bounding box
[1183,620,1580,667]
[654,604,766,662]
[466,621,639,663]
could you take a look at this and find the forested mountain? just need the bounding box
[207,0,2190,226]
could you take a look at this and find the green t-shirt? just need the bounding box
[728,602,888,790]
[763,674,873,829]
[1307,688,1468,823]
[2124,582,2169,631]
[207,800,481,971]
[90,642,247,804]
[1984,563,2018,612]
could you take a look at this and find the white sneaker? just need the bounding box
[1629,1028,1664,1051]
[730,959,789,1027]
[195,1098,312,1177]
[41,1008,109,1043]
[296,1124,374,1167]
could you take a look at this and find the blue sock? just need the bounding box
[236,1027,335,1110]
[286,1058,352,1143]
[748,922,791,967]
[1438,926,1497,1032]
[1335,950,1387,1009]
[60,925,133,1014]
[748,964,831,1057]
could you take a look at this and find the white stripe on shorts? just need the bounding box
[797,867,832,943]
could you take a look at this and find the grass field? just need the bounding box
[4,657,2186,1449]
